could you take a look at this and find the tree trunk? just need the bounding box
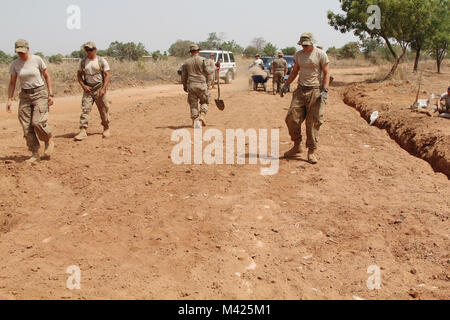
[413,46,421,72]
[385,47,407,80]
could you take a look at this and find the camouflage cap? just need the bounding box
[298,32,316,46]
[15,39,29,53]
[83,41,97,49]
[277,51,283,56]
[190,44,200,52]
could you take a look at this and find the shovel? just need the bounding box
[214,70,225,111]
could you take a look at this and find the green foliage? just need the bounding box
[221,40,244,54]
[70,50,86,59]
[34,52,45,59]
[282,47,297,56]
[327,0,440,78]
[360,37,383,58]
[106,41,149,61]
[339,42,361,59]
[168,40,194,57]
[326,47,338,56]
[262,43,277,57]
[0,50,14,64]
[49,54,64,64]
[97,50,108,57]
[326,42,361,59]
[198,32,223,50]
[151,50,168,61]
[426,0,449,72]
[243,46,259,57]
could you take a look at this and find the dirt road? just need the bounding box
[0,68,448,300]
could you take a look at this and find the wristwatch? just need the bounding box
[323,88,329,93]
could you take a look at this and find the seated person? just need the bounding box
[248,64,269,87]
[437,86,450,119]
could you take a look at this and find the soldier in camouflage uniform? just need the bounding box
[75,41,111,141]
[181,44,215,127]
[207,53,216,89]
[7,39,55,163]
[272,51,288,95]
[282,33,331,164]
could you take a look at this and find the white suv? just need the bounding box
[178,50,237,84]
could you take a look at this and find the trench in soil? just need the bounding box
[342,87,449,179]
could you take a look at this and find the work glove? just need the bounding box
[183,86,188,93]
[281,85,290,94]
[320,90,328,104]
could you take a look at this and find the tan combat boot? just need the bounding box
[284,141,303,158]
[26,150,41,164]
[44,138,55,158]
[74,128,88,141]
[308,149,318,164]
[103,127,111,139]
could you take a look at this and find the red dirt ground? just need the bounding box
[0,65,448,300]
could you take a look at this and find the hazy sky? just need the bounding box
[0,0,359,55]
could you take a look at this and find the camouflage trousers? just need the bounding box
[18,88,52,152]
[285,86,325,151]
[273,71,285,93]
[188,82,210,120]
[208,72,216,88]
[80,86,110,130]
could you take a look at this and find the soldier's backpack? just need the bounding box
[80,56,106,85]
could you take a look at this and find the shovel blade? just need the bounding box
[215,99,225,111]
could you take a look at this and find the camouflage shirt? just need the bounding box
[272,58,287,72]
[182,55,214,86]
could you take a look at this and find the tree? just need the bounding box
[49,54,63,64]
[221,40,244,54]
[252,37,267,51]
[198,32,223,50]
[168,40,194,57]
[328,0,436,79]
[97,50,108,57]
[426,0,449,73]
[282,47,297,56]
[34,52,45,59]
[151,50,167,61]
[70,50,86,59]
[360,37,383,58]
[408,0,438,72]
[106,41,149,61]
[243,46,259,57]
[338,42,361,59]
[0,50,13,64]
[326,47,338,56]
[262,43,277,57]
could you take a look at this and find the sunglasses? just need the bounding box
[85,47,95,52]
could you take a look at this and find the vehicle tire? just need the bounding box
[225,71,233,84]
